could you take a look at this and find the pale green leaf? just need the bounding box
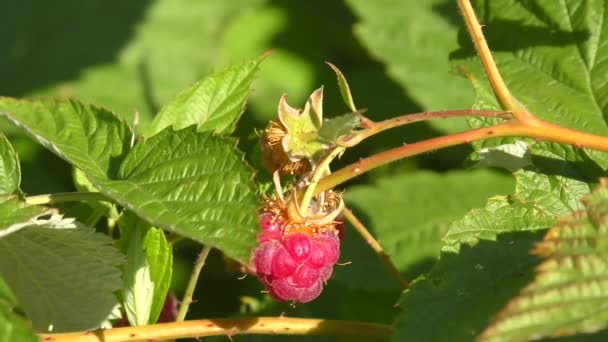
[119,212,172,326]
[0,216,124,332]
[146,57,264,137]
[97,127,258,263]
[338,170,513,290]
[451,0,608,166]
[318,113,361,144]
[480,183,608,341]
[0,195,54,238]
[0,305,37,342]
[0,277,36,342]
[0,134,20,195]
[0,97,131,179]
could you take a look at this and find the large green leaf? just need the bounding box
[3,0,263,126]
[346,0,473,132]
[444,139,601,252]
[0,195,54,238]
[393,232,542,342]
[451,0,608,166]
[98,127,258,263]
[0,277,37,342]
[0,133,20,195]
[146,57,264,137]
[443,170,590,252]
[480,182,608,341]
[0,216,124,332]
[119,212,172,326]
[0,97,258,263]
[0,97,131,179]
[339,170,513,289]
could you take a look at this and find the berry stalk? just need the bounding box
[176,246,212,322]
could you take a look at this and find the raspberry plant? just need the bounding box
[4,0,608,341]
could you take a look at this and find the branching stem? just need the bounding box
[316,119,608,194]
[176,246,212,322]
[38,317,392,342]
[340,109,510,147]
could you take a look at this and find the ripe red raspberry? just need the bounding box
[251,213,341,303]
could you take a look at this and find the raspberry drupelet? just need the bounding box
[251,179,344,303]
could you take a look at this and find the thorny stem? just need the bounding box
[315,119,608,195]
[25,192,111,206]
[342,207,408,289]
[38,317,392,342]
[339,109,511,147]
[313,0,608,194]
[298,146,345,214]
[176,246,212,322]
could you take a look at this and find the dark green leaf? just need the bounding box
[341,170,513,289]
[393,232,542,342]
[146,57,265,137]
[480,183,608,341]
[346,0,473,133]
[0,216,124,332]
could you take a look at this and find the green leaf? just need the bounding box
[0,305,37,342]
[0,277,37,342]
[0,279,36,342]
[346,0,473,132]
[0,97,131,179]
[443,170,590,253]
[0,195,54,238]
[4,1,264,126]
[340,170,513,289]
[97,127,258,263]
[146,57,265,137]
[480,183,608,341]
[444,139,600,253]
[0,133,20,195]
[119,212,172,326]
[326,62,357,112]
[0,97,258,263]
[318,113,361,144]
[393,232,542,342]
[0,215,124,332]
[451,0,608,166]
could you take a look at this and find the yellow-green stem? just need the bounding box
[38,317,392,342]
[298,147,345,214]
[342,207,407,289]
[176,246,212,322]
[25,192,111,206]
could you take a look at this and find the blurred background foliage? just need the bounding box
[1,0,514,340]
